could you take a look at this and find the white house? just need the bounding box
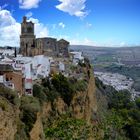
[70,51,84,65]
[59,61,65,72]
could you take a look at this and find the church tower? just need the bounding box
[20,16,36,56]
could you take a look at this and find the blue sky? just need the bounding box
[0,0,140,47]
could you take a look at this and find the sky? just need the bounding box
[0,0,140,47]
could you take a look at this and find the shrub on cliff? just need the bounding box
[45,114,92,139]
[96,78,140,140]
[20,96,40,136]
[33,84,47,103]
[51,73,74,106]
[0,85,20,106]
[73,79,87,92]
[108,90,132,109]
[135,97,140,109]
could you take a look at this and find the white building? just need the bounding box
[70,51,84,65]
[0,53,52,95]
[94,72,133,91]
[0,75,14,90]
[32,55,50,79]
[24,63,32,95]
[0,49,15,57]
[59,61,65,72]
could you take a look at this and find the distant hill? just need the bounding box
[70,45,111,50]
[70,45,140,66]
[70,45,140,51]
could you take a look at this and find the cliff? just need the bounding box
[71,72,97,123]
[29,71,97,140]
[1,70,136,140]
[0,96,19,140]
[0,69,98,140]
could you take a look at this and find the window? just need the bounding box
[26,89,32,94]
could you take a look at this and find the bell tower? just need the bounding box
[20,16,35,56]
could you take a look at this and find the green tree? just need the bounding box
[20,96,40,136]
[45,115,91,140]
[33,84,47,103]
[51,73,73,106]
[135,97,140,109]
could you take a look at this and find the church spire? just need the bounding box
[23,16,27,23]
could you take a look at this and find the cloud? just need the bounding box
[86,22,92,28]
[19,0,41,9]
[0,9,20,46]
[0,9,49,46]
[56,0,88,18]
[52,24,56,30]
[26,11,33,18]
[28,17,49,38]
[70,38,96,46]
[0,4,8,10]
[58,22,65,28]
[120,42,126,47]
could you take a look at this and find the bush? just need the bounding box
[51,73,74,106]
[46,90,59,103]
[96,78,140,140]
[51,73,88,106]
[20,96,40,112]
[0,85,20,106]
[20,96,40,136]
[108,90,131,109]
[0,99,7,111]
[135,97,140,109]
[45,114,91,139]
[14,120,28,140]
[73,80,87,92]
[42,78,51,90]
[33,84,47,103]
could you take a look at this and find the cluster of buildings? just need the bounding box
[0,16,84,96]
[94,72,133,91]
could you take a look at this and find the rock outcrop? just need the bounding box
[29,71,97,139]
[29,113,45,140]
[0,70,97,140]
[71,72,97,124]
[0,96,18,140]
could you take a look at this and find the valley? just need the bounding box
[71,45,140,98]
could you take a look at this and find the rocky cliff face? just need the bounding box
[29,71,97,139]
[0,70,97,140]
[71,73,97,124]
[0,97,19,140]
[29,113,44,140]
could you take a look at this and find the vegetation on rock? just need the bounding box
[95,77,140,140]
[44,114,92,140]
[1,70,140,140]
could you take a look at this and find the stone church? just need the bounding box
[20,16,69,57]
